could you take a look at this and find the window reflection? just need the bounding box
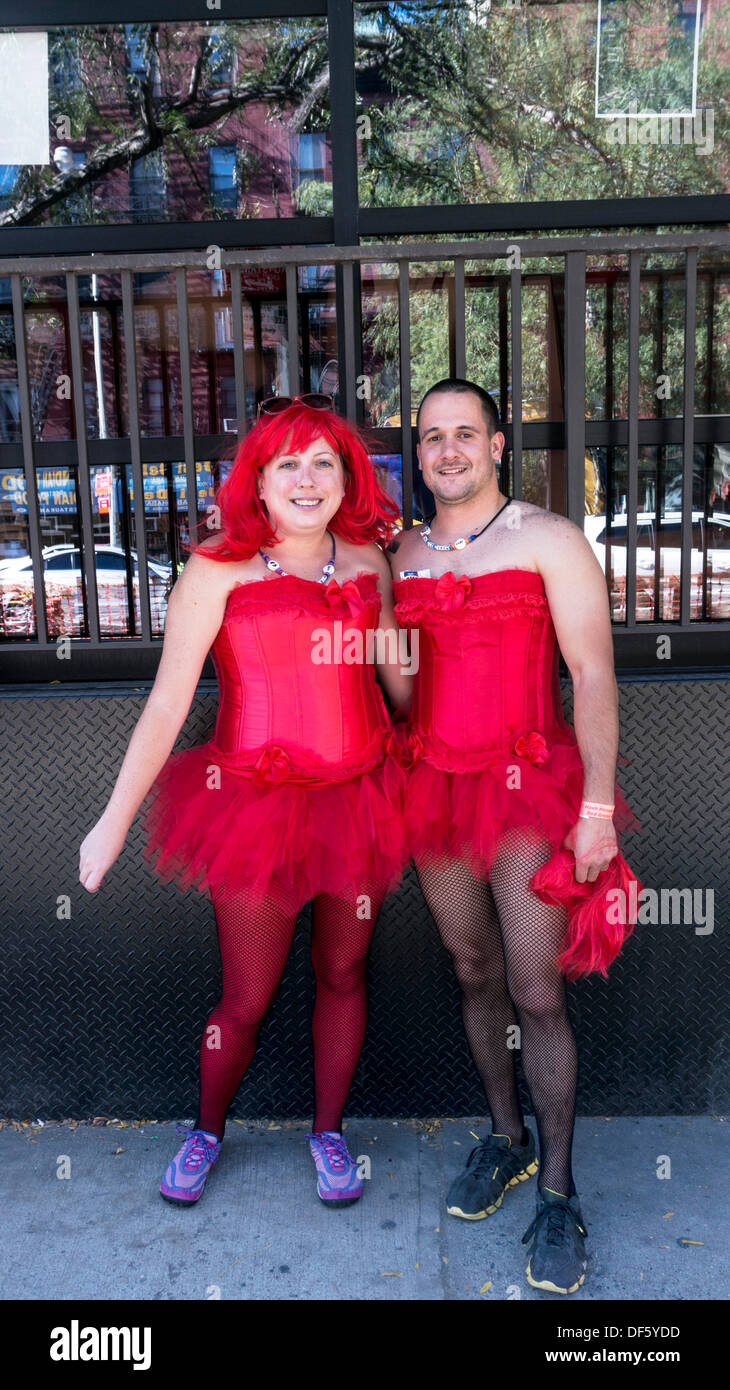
[0,18,332,227]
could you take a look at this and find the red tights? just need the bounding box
[194,876,388,1140]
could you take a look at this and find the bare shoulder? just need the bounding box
[520,505,603,580]
[341,539,392,585]
[180,535,257,592]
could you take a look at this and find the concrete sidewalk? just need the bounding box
[1,1115,726,1301]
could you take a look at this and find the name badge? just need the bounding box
[400,568,431,579]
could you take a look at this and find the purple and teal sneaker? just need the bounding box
[306,1130,363,1205]
[160,1122,222,1205]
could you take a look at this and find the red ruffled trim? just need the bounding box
[140,738,408,914]
[400,737,643,980]
[393,591,548,625]
[225,569,381,619]
[393,569,548,624]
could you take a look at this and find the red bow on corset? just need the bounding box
[513,731,550,766]
[323,577,369,615]
[434,571,472,610]
[252,745,290,786]
[383,730,400,762]
[406,731,424,766]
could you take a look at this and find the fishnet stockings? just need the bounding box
[195,876,387,1140]
[416,830,578,1197]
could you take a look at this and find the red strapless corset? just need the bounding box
[392,567,644,980]
[141,568,409,911]
[208,570,392,780]
[393,567,572,770]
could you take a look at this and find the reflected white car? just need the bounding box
[0,543,172,586]
[584,511,730,576]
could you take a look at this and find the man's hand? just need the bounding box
[563,816,618,883]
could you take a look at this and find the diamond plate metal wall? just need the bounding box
[1,676,728,1119]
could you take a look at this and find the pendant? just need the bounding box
[453,537,467,550]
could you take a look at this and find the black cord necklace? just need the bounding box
[420,496,512,551]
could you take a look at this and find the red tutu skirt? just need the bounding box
[399,727,644,981]
[140,738,408,916]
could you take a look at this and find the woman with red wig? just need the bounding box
[79,398,411,1208]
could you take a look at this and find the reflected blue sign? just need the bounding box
[1,462,218,515]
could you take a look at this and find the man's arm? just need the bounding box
[537,517,620,881]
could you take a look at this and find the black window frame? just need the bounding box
[0,0,728,683]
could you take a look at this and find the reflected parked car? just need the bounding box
[0,544,173,638]
[584,511,730,575]
[584,511,730,620]
[0,543,172,586]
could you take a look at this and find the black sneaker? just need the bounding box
[446,1129,539,1220]
[521,1186,588,1293]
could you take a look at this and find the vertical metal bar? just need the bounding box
[626,250,640,629]
[398,261,413,531]
[510,261,522,500]
[229,265,248,443]
[604,275,614,612]
[653,270,665,620]
[176,267,199,541]
[66,272,100,643]
[446,275,455,378]
[10,273,48,644]
[453,256,466,378]
[564,251,586,527]
[251,297,264,404]
[328,0,363,419]
[706,270,715,413]
[286,262,300,395]
[159,301,171,437]
[206,297,217,433]
[498,276,509,428]
[301,292,312,390]
[110,299,124,437]
[680,248,697,628]
[120,270,151,641]
[341,259,357,421]
[702,269,715,621]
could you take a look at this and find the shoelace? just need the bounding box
[466,1136,512,1181]
[310,1133,349,1171]
[522,1199,587,1248]
[175,1122,219,1171]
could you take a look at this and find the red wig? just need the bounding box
[184,403,400,562]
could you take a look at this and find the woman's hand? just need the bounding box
[79,812,130,893]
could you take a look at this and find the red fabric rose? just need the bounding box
[383,730,403,765]
[252,745,290,786]
[513,731,550,766]
[434,571,472,610]
[406,731,424,765]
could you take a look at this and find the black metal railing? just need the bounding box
[1,227,730,679]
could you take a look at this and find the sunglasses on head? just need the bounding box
[256,393,334,421]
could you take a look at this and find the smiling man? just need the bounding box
[387,377,642,1295]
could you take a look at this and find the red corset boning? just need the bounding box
[393,568,644,979]
[141,571,408,913]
